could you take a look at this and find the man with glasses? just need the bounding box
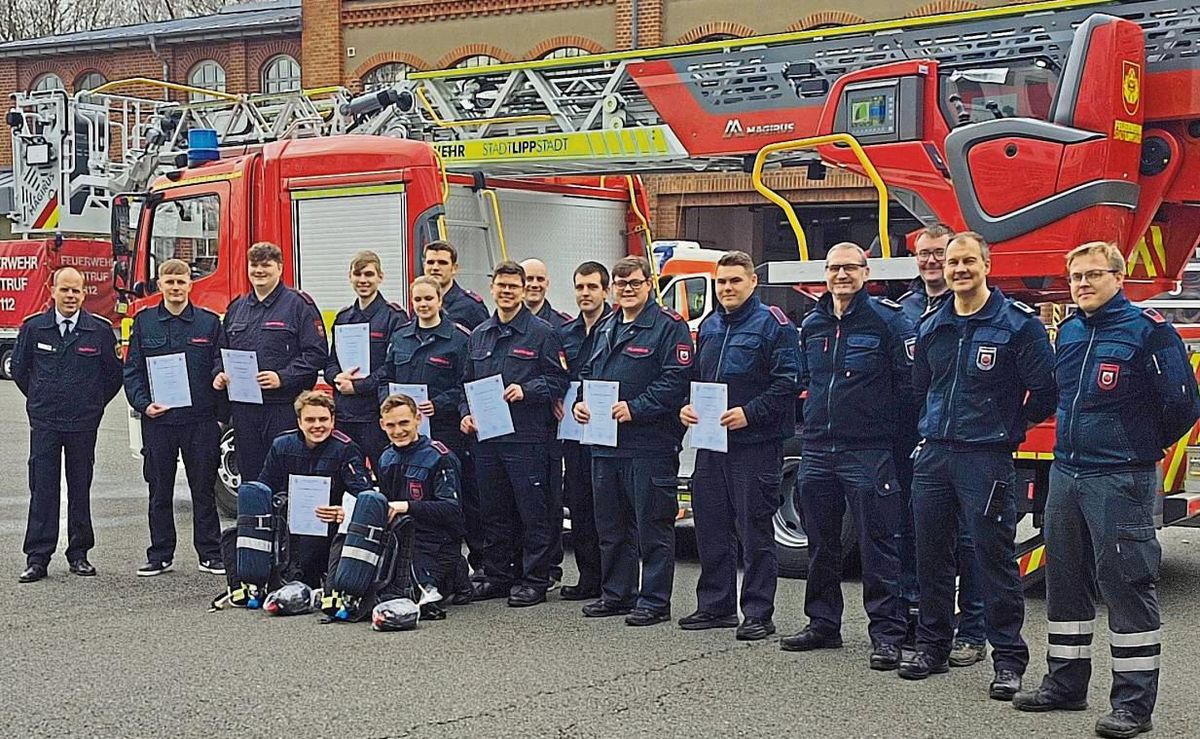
[460,261,569,608]
[899,224,989,668]
[780,243,915,670]
[901,232,1056,703]
[573,256,693,626]
[1014,242,1199,739]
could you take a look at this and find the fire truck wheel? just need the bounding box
[215,425,241,517]
[0,348,12,380]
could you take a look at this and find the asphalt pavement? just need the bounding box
[1,382,1198,738]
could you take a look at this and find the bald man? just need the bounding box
[520,258,573,585]
[13,267,123,582]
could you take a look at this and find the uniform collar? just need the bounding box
[401,315,454,339]
[486,304,532,333]
[1080,290,1132,325]
[156,302,195,322]
[615,301,658,329]
[445,281,467,302]
[718,295,761,325]
[249,282,285,307]
[349,292,386,319]
[54,308,79,328]
[390,435,431,458]
[926,286,1006,330]
[533,300,556,322]
[815,288,869,319]
[567,303,611,333]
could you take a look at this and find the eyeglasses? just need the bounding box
[613,279,648,291]
[826,263,866,274]
[916,249,946,261]
[1068,269,1120,284]
[493,282,524,292]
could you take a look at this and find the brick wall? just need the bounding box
[303,0,343,88]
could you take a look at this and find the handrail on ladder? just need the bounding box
[751,133,891,262]
[91,77,242,103]
[480,189,510,263]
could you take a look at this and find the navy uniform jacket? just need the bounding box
[799,290,915,451]
[534,300,573,330]
[580,303,694,457]
[559,304,612,381]
[259,429,372,539]
[382,315,471,439]
[695,296,799,446]
[218,283,328,405]
[914,287,1057,450]
[899,280,952,327]
[460,306,570,445]
[377,436,465,540]
[123,302,224,425]
[12,308,122,431]
[442,281,489,330]
[324,294,409,423]
[1054,292,1200,473]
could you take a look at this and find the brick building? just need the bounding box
[3,0,1015,253]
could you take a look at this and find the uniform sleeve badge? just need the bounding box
[904,336,916,361]
[408,480,424,501]
[676,343,692,365]
[559,349,569,371]
[314,319,327,339]
[976,345,996,371]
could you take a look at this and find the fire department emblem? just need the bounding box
[904,337,916,362]
[408,481,424,501]
[676,343,692,365]
[976,345,996,371]
[1122,60,1141,116]
[1097,362,1120,391]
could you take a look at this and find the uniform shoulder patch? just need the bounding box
[661,306,684,322]
[898,290,915,302]
[22,311,42,324]
[430,440,451,455]
[767,305,789,326]
[465,289,484,304]
[297,290,317,306]
[454,322,472,336]
[330,429,352,444]
[388,301,407,314]
[226,296,240,312]
[1142,307,1166,324]
[555,309,573,322]
[878,297,902,310]
[197,306,220,319]
[91,313,113,326]
[1012,300,1036,315]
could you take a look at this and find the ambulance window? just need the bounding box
[663,276,708,321]
[147,193,220,288]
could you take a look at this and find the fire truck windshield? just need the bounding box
[941,59,1059,124]
[146,193,221,289]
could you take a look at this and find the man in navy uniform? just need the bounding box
[680,250,798,641]
[15,266,123,582]
[522,257,573,586]
[902,231,1057,703]
[214,242,328,483]
[898,223,988,667]
[574,256,693,627]
[460,261,569,607]
[780,243,914,667]
[423,240,489,330]
[325,250,409,471]
[1014,241,1200,739]
[123,259,225,577]
[557,261,612,600]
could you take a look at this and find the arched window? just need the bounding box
[362,62,413,91]
[540,47,592,60]
[695,33,738,42]
[75,71,107,93]
[187,60,227,102]
[453,55,502,69]
[32,73,65,92]
[261,55,301,94]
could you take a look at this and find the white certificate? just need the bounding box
[557,381,584,442]
[389,383,431,437]
[220,349,263,405]
[582,380,619,448]
[146,352,192,409]
[335,323,371,377]
[288,474,331,537]
[464,374,515,441]
[338,491,357,535]
[689,381,729,453]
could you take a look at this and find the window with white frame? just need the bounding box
[188,60,227,102]
[262,55,301,94]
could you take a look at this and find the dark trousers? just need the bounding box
[953,516,988,645]
[142,419,222,563]
[562,440,601,589]
[443,431,483,571]
[1040,465,1161,719]
[693,442,782,621]
[592,454,678,612]
[338,419,389,475]
[799,447,907,645]
[911,442,1028,672]
[548,440,565,580]
[894,439,920,614]
[24,427,98,566]
[220,525,331,590]
[230,402,296,484]
[475,442,553,590]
